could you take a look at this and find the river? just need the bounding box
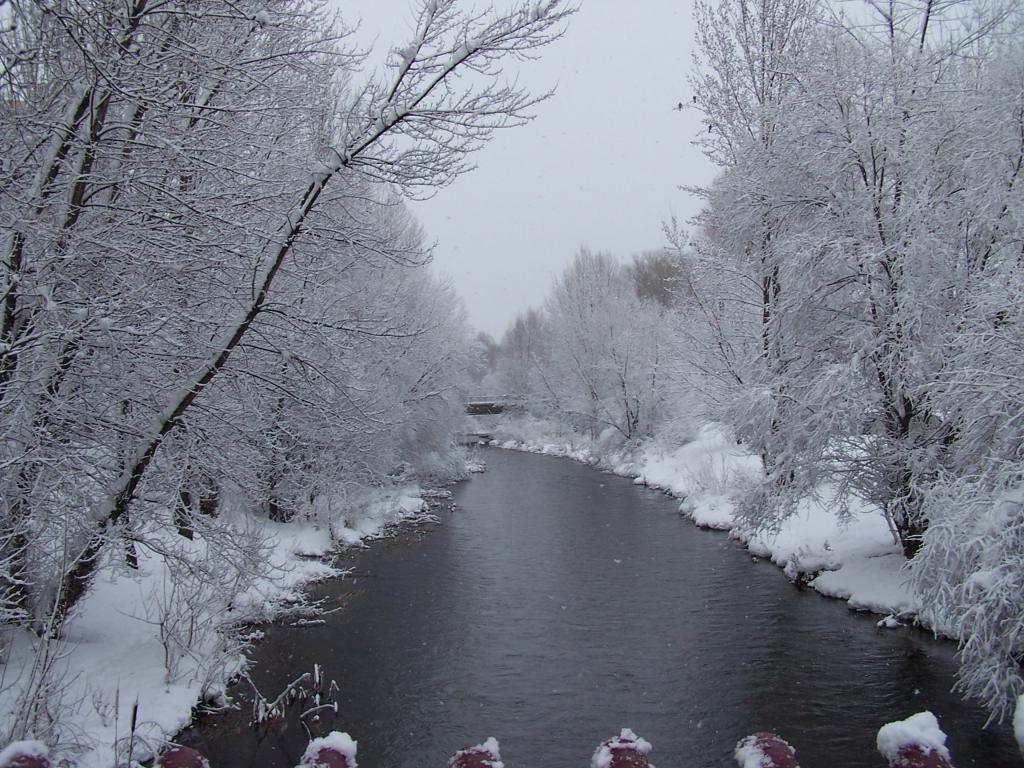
[184,447,1019,767]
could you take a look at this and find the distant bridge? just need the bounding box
[465,395,521,415]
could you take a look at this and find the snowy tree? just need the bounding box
[496,308,549,401]
[0,0,572,636]
[684,0,1024,718]
[625,249,687,308]
[536,250,673,441]
[1,0,356,630]
[909,17,1024,718]
[685,0,1022,555]
[465,332,501,386]
[0,0,574,751]
[688,0,823,477]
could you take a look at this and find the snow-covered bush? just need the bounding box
[914,485,1024,722]
[682,0,1024,719]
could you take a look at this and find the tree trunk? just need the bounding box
[49,169,333,632]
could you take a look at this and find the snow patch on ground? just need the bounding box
[489,416,919,621]
[0,487,429,768]
[331,487,428,546]
[812,553,915,614]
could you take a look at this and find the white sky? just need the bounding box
[341,1,715,339]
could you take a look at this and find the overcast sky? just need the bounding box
[343,1,716,339]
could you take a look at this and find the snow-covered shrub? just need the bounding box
[914,484,1024,722]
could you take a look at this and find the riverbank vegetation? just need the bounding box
[472,0,1024,724]
[0,0,571,763]
[3,0,1023,760]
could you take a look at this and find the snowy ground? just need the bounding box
[487,415,918,626]
[0,486,434,768]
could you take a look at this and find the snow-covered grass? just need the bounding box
[489,415,918,622]
[0,485,431,768]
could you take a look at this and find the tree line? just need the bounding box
[0,0,571,746]
[476,0,1024,723]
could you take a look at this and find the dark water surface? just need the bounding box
[184,448,1018,767]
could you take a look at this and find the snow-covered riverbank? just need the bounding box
[0,487,437,768]
[484,416,918,623]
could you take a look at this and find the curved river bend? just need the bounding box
[186,448,1018,767]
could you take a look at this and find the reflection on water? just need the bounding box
[184,448,1017,767]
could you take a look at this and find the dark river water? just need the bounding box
[184,448,1018,767]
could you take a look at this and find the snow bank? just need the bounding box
[812,553,915,614]
[0,488,430,768]
[489,416,919,622]
[231,518,343,623]
[876,711,950,762]
[330,486,429,546]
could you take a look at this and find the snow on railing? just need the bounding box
[734,732,799,768]
[876,712,955,768]
[0,711,976,768]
